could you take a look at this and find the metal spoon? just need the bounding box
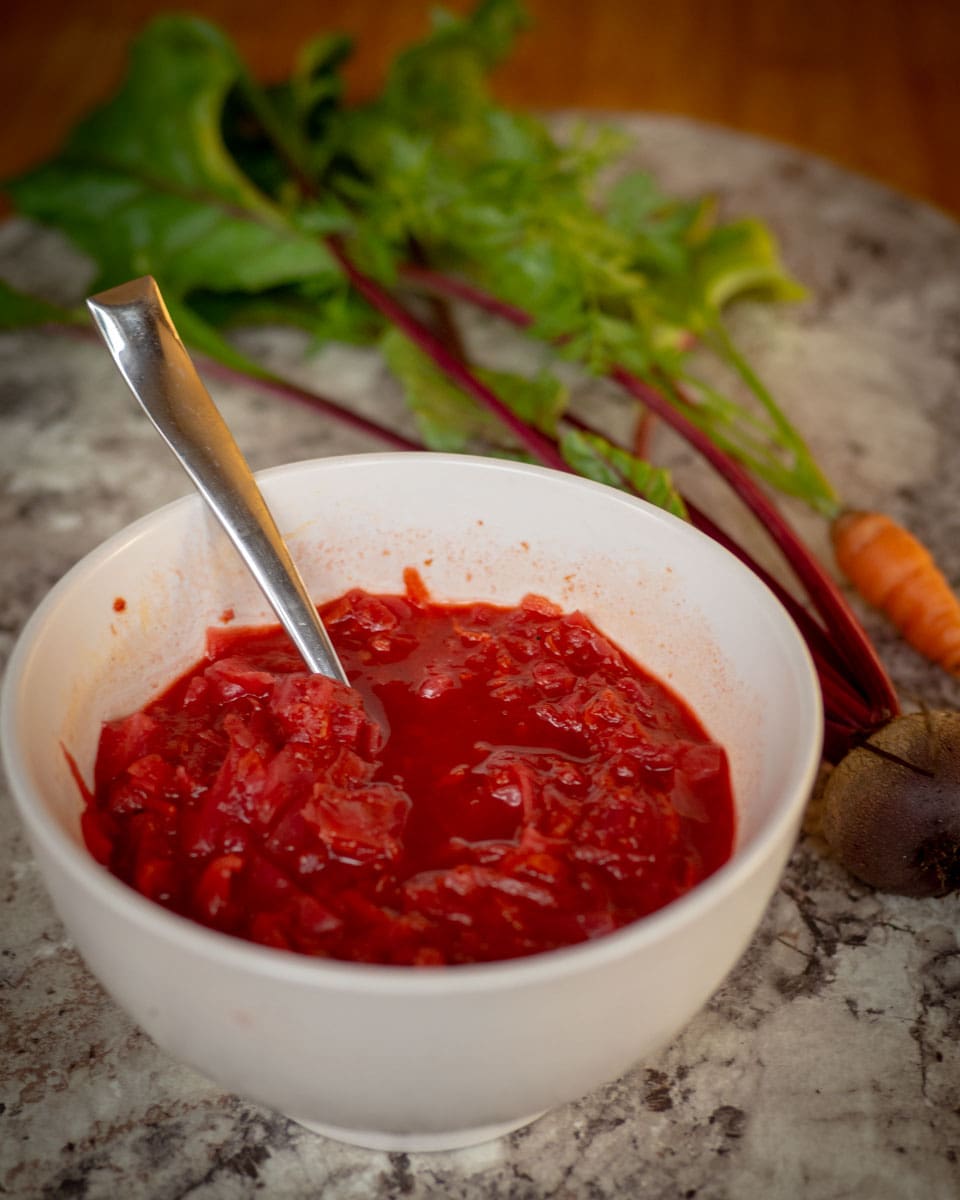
[86,275,349,685]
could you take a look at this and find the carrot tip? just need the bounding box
[833,509,960,678]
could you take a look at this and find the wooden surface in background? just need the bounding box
[1,0,958,217]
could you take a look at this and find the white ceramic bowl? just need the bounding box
[1,453,822,1151]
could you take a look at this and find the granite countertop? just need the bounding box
[2,115,959,1199]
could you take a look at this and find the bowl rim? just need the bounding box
[0,451,824,995]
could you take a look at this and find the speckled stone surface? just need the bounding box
[2,115,959,1199]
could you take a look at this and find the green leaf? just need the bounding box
[0,279,83,329]
[695,219,807,310]
[382,328,566,452]
[383,328,499,450]
[224,33,355,200]
[384,0,529,126]
[559,429,687,519]
[5,16,338,296]
[1,1,835,518]
[605,171,670,230]
[290,32,354,148]
[605,171,708,274]
[191,282,382,346]
[481,367,567,434]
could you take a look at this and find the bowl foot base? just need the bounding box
[288,1110,545,1152]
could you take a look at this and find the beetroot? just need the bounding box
[822,712,960,897]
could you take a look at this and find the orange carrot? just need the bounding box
[832,511,960,675]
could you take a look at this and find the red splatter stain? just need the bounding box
[112,597,127,613]
[220,608,235,624]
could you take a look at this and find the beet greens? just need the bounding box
[0,0,913,760]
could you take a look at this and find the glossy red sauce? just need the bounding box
[82,580,735,965]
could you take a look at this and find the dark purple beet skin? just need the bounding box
[822,711,960,897]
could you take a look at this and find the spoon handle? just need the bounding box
[87,275,349,685]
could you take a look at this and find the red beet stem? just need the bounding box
[199,359,420,452]
[401,266,898,719]
[686,502,881,734]
[401,264,533,327]
[56,320,419,453]
[62,254,896,734]
[611,365,898,717]
[632,407,657,461]
[329,238,570,472]
[565,408,883,735]
[681,499,851,681]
